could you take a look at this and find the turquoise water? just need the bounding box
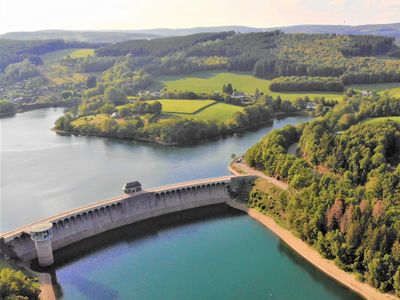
[53,207,361,300]
[2,109,361,299]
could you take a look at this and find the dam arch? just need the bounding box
[0,175,252,263]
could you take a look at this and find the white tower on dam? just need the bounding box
[29,222,54,266]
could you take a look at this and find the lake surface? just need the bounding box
[1,108,311,231]
[52,206,361,300]
[1,108,361,299]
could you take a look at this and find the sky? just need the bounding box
[0,0,399,33]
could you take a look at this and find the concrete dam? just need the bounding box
[0,175,252,265]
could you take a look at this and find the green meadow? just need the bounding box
[147,99,244,122]
[347,82,400,97]
[362,116,400,124]
[151,71,344,101]
[172,103,244,122]
[41,48,94,63]
[147,99,216,114]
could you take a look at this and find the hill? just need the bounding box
[96,31,400,85]
[1,30,159,43]
[2,23,399,42]
[276,23,400,42]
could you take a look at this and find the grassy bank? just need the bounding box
[362,116,400,124]
[151,71,344,101]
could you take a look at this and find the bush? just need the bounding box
[0,268,40,299]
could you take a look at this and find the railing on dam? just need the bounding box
[0,175,251,262]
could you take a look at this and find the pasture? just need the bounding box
[151,71,344,102]
[147,99,216,114]
[174,103,244,122]
[41,48,95,63]
[347,82,400,98]
[362,116,400,124]
[71,114,111,127]
[147,99,244,122]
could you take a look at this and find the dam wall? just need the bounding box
[0,175,252,262]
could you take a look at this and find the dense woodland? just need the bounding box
[269,76,345,92]
[94,31,400,86]
[1,31,399,106]
[0,267,40,299]
[245,94,400,295]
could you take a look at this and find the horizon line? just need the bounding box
[1,22,399,35]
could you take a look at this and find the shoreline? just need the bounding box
[53,111,310,147]
[227,201,397,300]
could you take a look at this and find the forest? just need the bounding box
[0,39,99,72]
[269,76,345,92]
[94,31,400,85]
[245,93,400,295]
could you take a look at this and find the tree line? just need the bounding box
[269,76,345,92]
[245,93,400,295]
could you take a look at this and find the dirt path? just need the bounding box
[39,273,56,300]
[231,161,289,190]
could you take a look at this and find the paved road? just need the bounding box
[231,161,289,190]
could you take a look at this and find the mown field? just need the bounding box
[40,48,94,63]
[362,116,400,124]
[147,99,244,122]
[172,103,244,122]
[147,99,216,114]
[151,71,344,101]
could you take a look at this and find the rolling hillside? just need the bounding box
[2,23,399,42]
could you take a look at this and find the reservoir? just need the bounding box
[1,108,311,231]
[1,108,361,299]
[52,206,361,300]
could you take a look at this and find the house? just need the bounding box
[361,90,371,96]
[150,91,161,97]
[138,90,149,96]
[306,102,317,110]
[241,98,251,104]
[123,181,142,194]
[230,92,245,101]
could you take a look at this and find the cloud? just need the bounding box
[330,0,347,5]
[365,0,400,8]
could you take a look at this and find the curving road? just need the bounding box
[231,161,289,190]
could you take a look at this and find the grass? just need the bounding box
[73,100,244,126]
[150,71,344,102]
[147,99,216,114]
[72,114,143,128]
[69,48,95,58]
[72,114,111,127]
[173,103,244,122]
[348,82,400,97]
[362,116,400,124]
[146,99,244,122]
[41,48,94,63]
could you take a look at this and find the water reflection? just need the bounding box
[1,108,312,231]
